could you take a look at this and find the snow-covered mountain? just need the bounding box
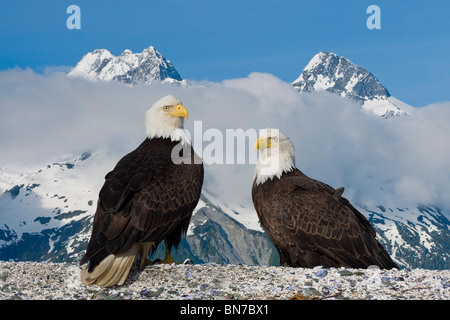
[0,153,277,266]
[0,151,449,269]
[292,52,413,118]
[68,46,185,85]
[1,49,449,270]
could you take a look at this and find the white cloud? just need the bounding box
[395,176,438,205]
[1,69,450,212]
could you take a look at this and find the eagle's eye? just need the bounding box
[271,137,278,142]
[163,106,170,111]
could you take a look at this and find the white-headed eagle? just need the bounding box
[252,129,398,269]
[80,95,204,287]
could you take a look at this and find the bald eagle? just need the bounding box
[252,129,397,269]
[80,95,204,287]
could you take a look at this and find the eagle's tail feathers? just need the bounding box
[80,245,138,287]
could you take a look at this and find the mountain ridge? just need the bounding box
[68,46,184,85]
[0,49,448,269]
[0,153,278,266]
[0,151,449,269]
[292,51,412,118]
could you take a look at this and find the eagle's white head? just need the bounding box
[145,95,191,144]
[254,128,296,185]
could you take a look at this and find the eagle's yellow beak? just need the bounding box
[255,137,271,151]
[168,104,189,120]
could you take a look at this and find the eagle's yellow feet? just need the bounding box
[144,241,193,266]
[151,253,193,265]
[141,258,154,268]
[159,251,176,264]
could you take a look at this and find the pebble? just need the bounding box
[0,261,449,300]
[314,269,328,278]
[338,270,354,276]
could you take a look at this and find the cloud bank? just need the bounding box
[1,69,450,212]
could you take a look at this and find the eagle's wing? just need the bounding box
[81,141,203,269]
[265,180,390,268]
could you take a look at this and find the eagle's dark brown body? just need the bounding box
[81,137,204,273]
[252,169,398,269]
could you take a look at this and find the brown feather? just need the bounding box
[252,168,398,269]
[80,138,203,275]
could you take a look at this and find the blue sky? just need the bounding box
[0,0,449,107]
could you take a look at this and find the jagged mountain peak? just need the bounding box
[293,51,390,99]
[293,51,411,118]
[68,46,183,85]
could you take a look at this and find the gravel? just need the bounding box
[0,261,449,300]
